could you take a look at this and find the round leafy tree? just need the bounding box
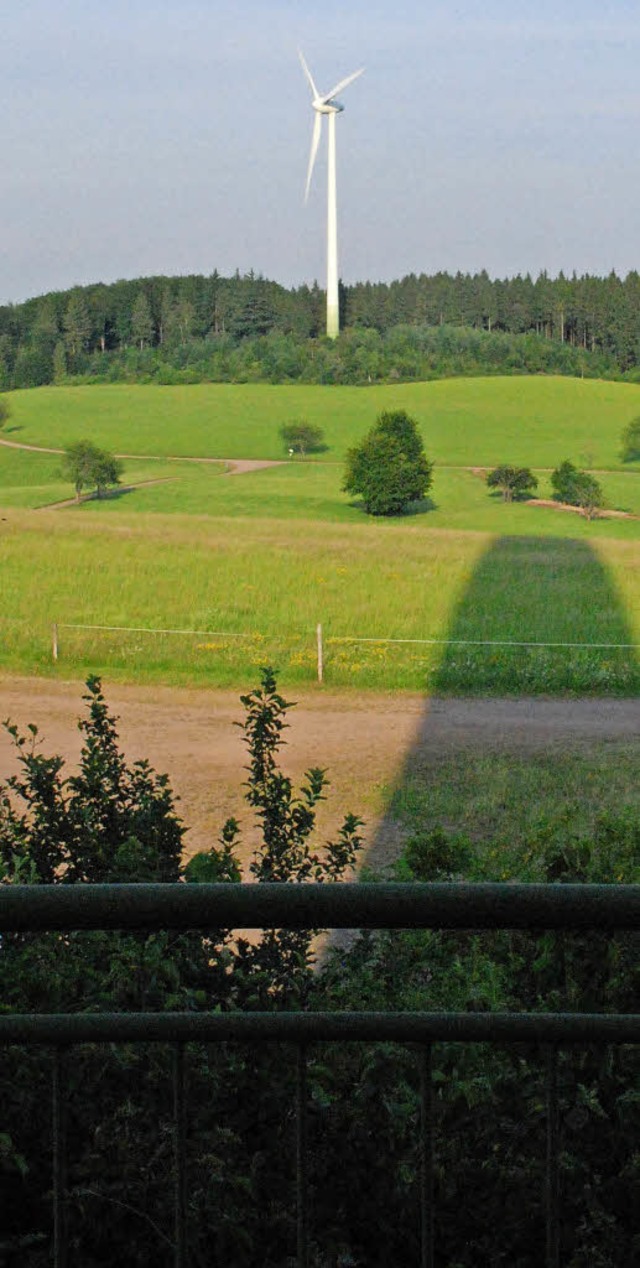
[61,439,122,501]
[343,409,433,515]
[486,465,538,502]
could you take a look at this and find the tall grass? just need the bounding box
[1,508,638,691]
[388,743,640,859]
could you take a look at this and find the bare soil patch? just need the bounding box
[1,676,639,873]
[528,497,639,521]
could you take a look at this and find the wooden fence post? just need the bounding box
[52,623,59,663]
[316,623,323,684]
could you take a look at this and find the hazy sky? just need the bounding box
[3,0,640,303]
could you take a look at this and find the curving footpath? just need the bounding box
[0,437,283,476]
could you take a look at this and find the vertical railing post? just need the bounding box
[316,623,323,683]
[52,622,59,663]
[52,1046,68,1268]
[296,1044,309,1268]
[420,1045,434,1268]
[545,1045,560,1268]
[173,1043,187,1268]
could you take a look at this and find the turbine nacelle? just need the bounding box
[312,97,344,115]
[299,50,364,201]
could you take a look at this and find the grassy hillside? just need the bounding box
[2,375,639,694]
[7,376,640,467]
[2,445,640,536]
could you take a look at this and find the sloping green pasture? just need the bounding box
[0,447,193,509]
[75,461,640,537]
[1,375,639,693]
[7,375,640,466]
[4,445,639,538]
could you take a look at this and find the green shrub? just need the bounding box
[486,464,538,501]
[551,459,604,518]
[403,826,473,879]
[620,415,640,462]
[279,419,326,455]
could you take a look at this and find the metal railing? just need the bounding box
[1,882,639,1268]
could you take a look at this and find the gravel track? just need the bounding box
[1,676,638,871]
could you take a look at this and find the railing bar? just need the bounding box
[419,1044,434,1268]
[2,882,639,934]
[296,1044,309,1268]
[545,1045,560,1268]
[52,1046,68,1268]
[173,1043,188,1268]
[4,1011,639,1046]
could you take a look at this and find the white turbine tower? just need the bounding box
[299,50,364,339]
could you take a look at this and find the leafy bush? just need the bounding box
[620,415,640,462]
[279,419,326,455]
[486,464,538,501]
[2,675,638,1266]
[551,459,604,518]
[402,826,473,879]
[343,409,433,515]
[318,814,640,1266]
[0,671,363,1265]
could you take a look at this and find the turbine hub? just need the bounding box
[313,98,344,114]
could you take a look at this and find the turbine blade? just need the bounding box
[322,66,364,101]
[304,112,322,202]
[298,48,319,99]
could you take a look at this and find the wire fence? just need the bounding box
[49,620,640,689]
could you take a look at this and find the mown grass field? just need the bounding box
[7,375,640,466]
[3,444,640,536]
[1,375,639,693]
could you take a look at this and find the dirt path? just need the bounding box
[0,437,282,476]
[1,676,638,872]
[6,436,640,482]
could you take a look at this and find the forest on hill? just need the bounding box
[1,268,639,389]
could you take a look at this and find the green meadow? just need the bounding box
[7,374,640,466]
[1,375,639,692]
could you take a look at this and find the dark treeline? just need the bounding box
[1,267,640,389]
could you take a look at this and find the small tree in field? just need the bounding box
[486,465,538,502]
[279,419,325,456]
[343,409,433,516]
[93,450,123,498]
[62,439,122,501]
[573,472,605,520]
[620,416,640,463]
[551,459,604,519]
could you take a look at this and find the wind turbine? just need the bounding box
[299,50,364,339]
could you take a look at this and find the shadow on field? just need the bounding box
[345,495,438,516]
[365,534,640,871]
